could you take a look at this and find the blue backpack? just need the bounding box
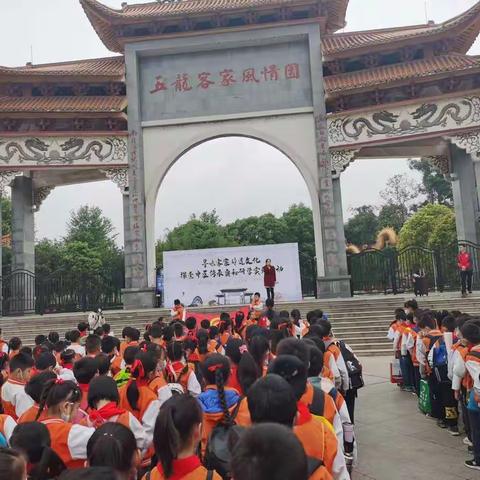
[432,339,448,367]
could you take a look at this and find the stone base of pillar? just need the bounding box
[122,288,156,310]
[316,276,351,298]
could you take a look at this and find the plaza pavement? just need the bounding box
[353,356,478,480]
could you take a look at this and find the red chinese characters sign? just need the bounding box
[150,63,301,95]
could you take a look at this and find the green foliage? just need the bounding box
[156,211,237,267]
[1,197,12,236]
[409,159,453,205]
[65,206,117,250]
[35,239,64,277]
[34,206,123,278]
[62,241,103,274]
[398,203,456,250]
[226,213,288,246]
[344,206,379,246]
[377,204,407,233]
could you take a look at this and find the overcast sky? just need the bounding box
[1,0,479,245]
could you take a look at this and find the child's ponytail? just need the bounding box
[154,395,202,478]
[126,352,156,411]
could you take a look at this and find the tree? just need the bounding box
[398,203,456,250]
[344,206,379,246]
[226,214,288,246]
[62,241,103,274]
[377,204,407,233]
[156,213,236,267]
[65,206,117,251]
[35,239,64,277]
[1,197,12,236]
[409,159,453,206]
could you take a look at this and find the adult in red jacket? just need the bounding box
[457,245,473,296]
[263,259,277,301]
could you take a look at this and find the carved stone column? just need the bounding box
[450,130,480,244]
[309,33,350,298]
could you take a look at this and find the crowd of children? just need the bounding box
[0,304,363,480]
[388,299,480,471]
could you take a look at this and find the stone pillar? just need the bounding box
[11,176,35,273]
[122,191,132,290]
[122,49,155,309]
[308,30,350,298]
[449,144,480,244]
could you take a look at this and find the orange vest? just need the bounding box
[41,419,85,469]
[143,464,221,480]
[120,340,139,357]
[18,404,45,423]
[0,414,13,441]
[118,383,157,422]
[294,415,338,475]
[172,305,184,321]
[453,343,473,390]
[300,383,337,427]
[149,375,168,395]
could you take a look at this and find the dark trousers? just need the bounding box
[266,287,274,301]
[413,366,421,395]
[461,387,472,441]
[428,374,458,426]
[400,353,414,388]
[428,374,443,420]
[460,270,473,293]
[468,408,480,464]
[345,388,357,424]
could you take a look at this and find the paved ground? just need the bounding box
[353,356,478,480]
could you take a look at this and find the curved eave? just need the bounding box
[80,0,348,52]
[325,55,480,96]
[0,96,127,115]
[323,0,480,59]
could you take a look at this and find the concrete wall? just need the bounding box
[142,113,325,287]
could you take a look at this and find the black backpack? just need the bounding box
[309,385,326,417]
[338,340,364,390]
[204,399,244,479]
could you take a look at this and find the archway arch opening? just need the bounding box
[154,136,317,297]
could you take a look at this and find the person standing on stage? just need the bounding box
[263,259,277,301]
[458,245,473,297]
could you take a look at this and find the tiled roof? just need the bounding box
[0,56,125,79]
[324,55,480,94]
[0,96,127,114]
[80,0,348,52]
[323,1,480,58]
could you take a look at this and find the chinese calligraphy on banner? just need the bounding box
[163,243,302,307]
[139,41,312,122]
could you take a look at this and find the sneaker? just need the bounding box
[468,446,474,454]
[463,437,473,447]
[437,420,448,429]
[465,460,480,471]
[469,291,473,294]
[448,426,460,436]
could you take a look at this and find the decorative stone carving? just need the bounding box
[331,149,359,178]
[329,95,480,148]
[0,171,21,195]
[423,155,450,176]
[449,130,480,161]
[102,168,129,194]
[0,136,128,167]
[33,186,54,211]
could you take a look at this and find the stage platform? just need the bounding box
[1,293,479,356]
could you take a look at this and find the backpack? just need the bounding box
[309,385,326,417]
[204,398,244,479]
[427,335,449,382]
[306,457,325,478]
[338,341,364,390]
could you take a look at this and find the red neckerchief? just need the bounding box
[89,402,126,428]
[171,361,185,374]
[62,363,73,370]
[296,401,312,426]
[79,331,87,337]
[157,456,202,480]
[78,383,89,395]
[188,352,200,362]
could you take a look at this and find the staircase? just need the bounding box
[1,294,479,356]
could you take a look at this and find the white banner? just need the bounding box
[163,243,302,308]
